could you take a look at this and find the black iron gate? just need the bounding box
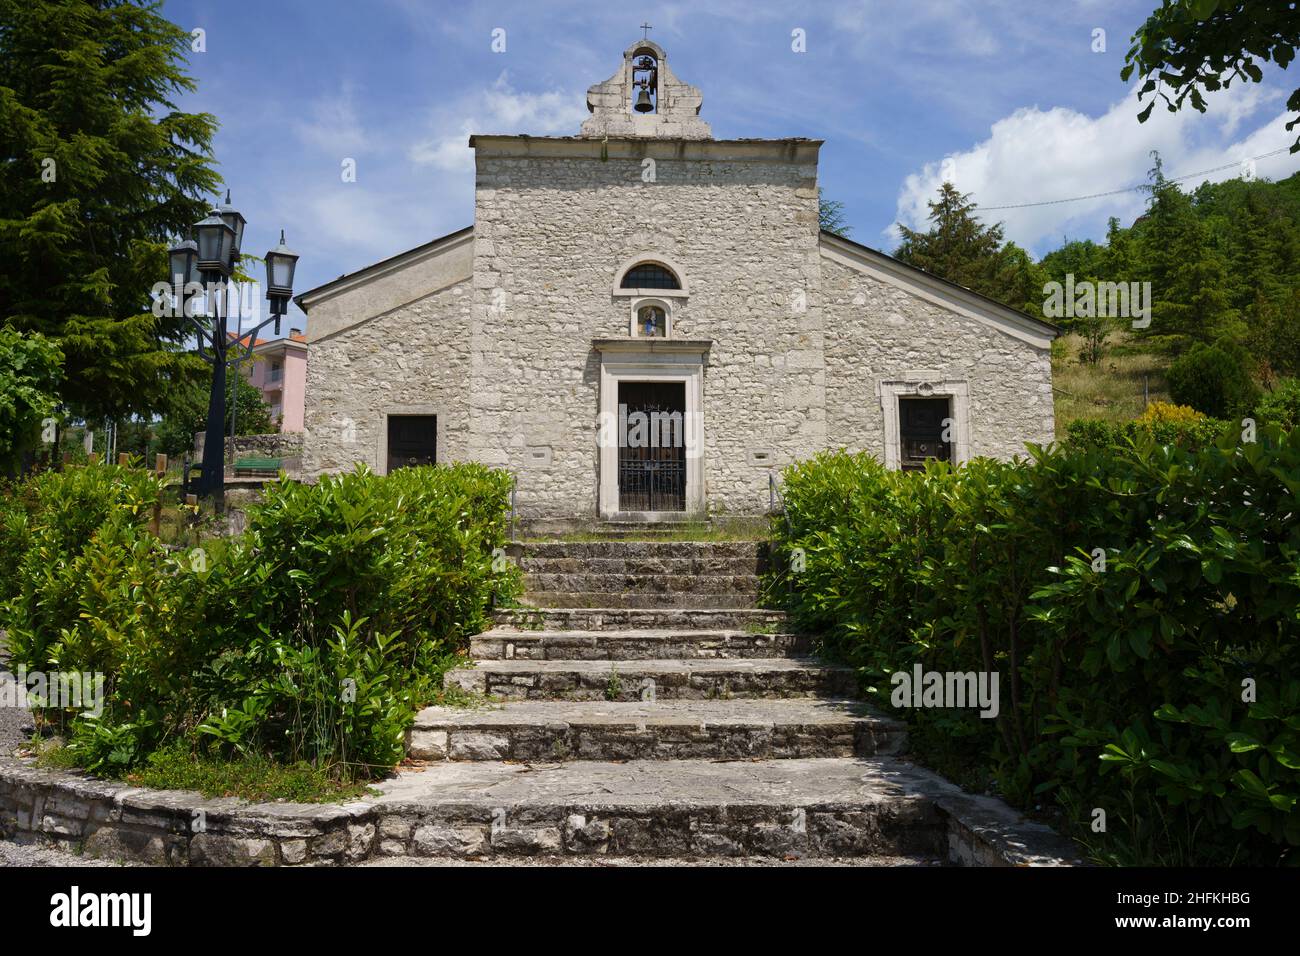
[618,381,686,511]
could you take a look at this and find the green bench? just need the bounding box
[233,456,282,478]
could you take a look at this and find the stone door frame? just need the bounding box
[878,377,970,469]
[594,339,709,520]
[374,404,448,476]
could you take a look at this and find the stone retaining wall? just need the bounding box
[231,433,304,460]
[0,756,1082,866]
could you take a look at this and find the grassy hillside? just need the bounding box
[1051,332,1171,438]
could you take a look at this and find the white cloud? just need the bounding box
[408,73,588,171]
[829,0,1004,58]
[890,84,1300,254]
[294,82,369,154]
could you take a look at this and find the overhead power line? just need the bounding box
[976,145,1295,211]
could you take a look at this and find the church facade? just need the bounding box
[296,40,1057,525]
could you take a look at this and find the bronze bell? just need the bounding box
[633,87,653,112]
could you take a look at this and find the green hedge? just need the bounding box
[771,433,1300,865]
[1065,414,1230,450]
[1256,377,1300,431]
[1,462,519,780]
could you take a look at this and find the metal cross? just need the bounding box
[640,21,652,39]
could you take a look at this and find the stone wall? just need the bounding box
[469,137,825,520]
[231,433,303,460]
[0,755,1082,866]
[302,278,473,477]
[820,255,1055,462]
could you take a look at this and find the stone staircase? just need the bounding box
[505,540,763,608]
[382,538,1075,864]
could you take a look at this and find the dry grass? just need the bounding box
[1052,332,1171,437]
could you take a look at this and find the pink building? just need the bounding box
[239,330,308,432]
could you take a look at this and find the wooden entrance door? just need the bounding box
[898,397,951,470]
[618,381,686,511]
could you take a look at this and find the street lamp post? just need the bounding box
[168,192,298,512]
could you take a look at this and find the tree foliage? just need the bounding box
[1166,339,1259,419]
[818,189,852,238]
[152,359,277,457]
[893,182,1048,316]
[0,328,63,472]
[0,0,221,421]
[772,436,1300,864]
[1038,160,1300,383]
[1123,1,1300,152]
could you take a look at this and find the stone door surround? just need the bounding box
[593,339,709,519]
[878,373,970,469]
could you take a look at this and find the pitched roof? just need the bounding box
[294,225,474,310]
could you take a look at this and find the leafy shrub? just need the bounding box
[0,328,63,473]
[1135,400,1202,428]
[1062,418,1118,449]
[0,461,167,658]
[2,462,518,781]
[1166,340,1259,419]
[771,434,1300,865]
[1065,404,1230,451]
[1254,377,1300,431]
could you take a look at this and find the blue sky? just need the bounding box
[165,0,1300,335]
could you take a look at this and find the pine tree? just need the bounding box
[0,0,221,422]
[894,182,1045,314]
[818,189,852,238]
[1138,154,1235,341]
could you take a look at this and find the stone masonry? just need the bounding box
[296,40,1057,522]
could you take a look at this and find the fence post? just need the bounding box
[117,452,129,467]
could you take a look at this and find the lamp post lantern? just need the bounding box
[168,237,198,290]
[265,230,300,331]
[169,193,298,512]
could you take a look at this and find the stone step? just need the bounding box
[517,555,764,575]
[367,757,949,860]
[362,854,945,867]
[492,607,788,631]
[407,698,905,762]
[510,541,766,560]
[521,591,762,609]
[445,657,857,701]
[590,528,711,539]
[471,627,809,660]
[524,573,759,595]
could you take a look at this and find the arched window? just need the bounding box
[620,263,680,290]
